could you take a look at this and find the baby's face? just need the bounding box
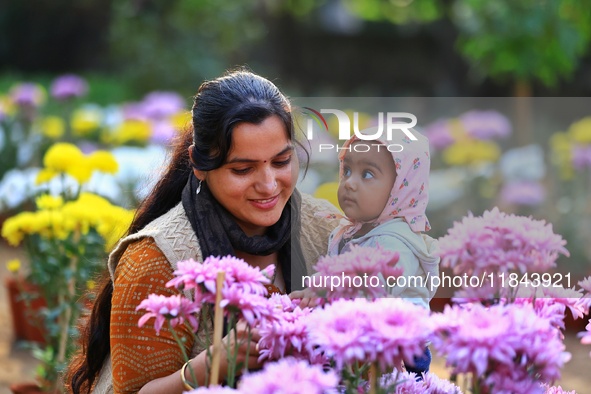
[337,142,397,222]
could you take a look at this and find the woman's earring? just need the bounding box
[196,179,202,195]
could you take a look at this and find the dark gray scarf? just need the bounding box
[181,174,307,293]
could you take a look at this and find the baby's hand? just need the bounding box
[289,287,320,309]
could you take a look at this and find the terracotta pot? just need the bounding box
[9,382,45,394]
[9,383,60,394]
[5,277,47,344]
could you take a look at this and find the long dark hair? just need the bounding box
[66,69,307,393]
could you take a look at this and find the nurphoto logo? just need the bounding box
[303,108,418,153]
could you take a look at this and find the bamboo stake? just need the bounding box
[209,271,226,386]
[368,363,377,394]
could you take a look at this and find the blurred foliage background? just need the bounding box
[3,0,591,98]
[2,0,591,271]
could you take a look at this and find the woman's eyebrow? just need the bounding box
[226,144,294,164]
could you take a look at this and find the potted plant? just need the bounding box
[1,142,134,393]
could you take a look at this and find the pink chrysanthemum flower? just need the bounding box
[431,303,570,390]
[312,245,403,299]
[167,255,274,325]
[484,371,544,394]
[542,383,576,394]
[513,285,590,332]
[136,294,200,335]
[257,294,319,363]
[438,208,569,299]
[167,255,272,299]
[379,371,462,393]
[237,357,339,394]
[218,284,273,326]
[306,298,430,370]
[421,372,463,393]
[579,276,591,293]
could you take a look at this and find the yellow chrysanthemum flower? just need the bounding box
[2,191,134,251]
[40,116,65,139]
[314,182,342,212]
[568,117,591,144]
[35,168,58,185]
[65,158,93,184]
[442,140,501,166]
[87,150,118,174]
[112,119,152,145]
[0,95,16,117]
[35,194,64,210]
[43,143,84,172]
[448,118,469,140]
[549,132,574,180]
[71,107,102,136]
[170,111,192,131]
[1,212,33,246]
[6,259,21,273]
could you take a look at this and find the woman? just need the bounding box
[66,70,340,393]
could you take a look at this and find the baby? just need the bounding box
[327,132,440,309]
[293,129,440,375]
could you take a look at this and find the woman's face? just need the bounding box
[195,115,298,236]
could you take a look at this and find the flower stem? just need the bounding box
[169,321,198,388]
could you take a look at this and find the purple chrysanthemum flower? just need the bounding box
[150,120,176,144]
[141,91,186,119]
[237,357,339,394]
[424,119,455,151]
[50,74,89,100]
[312,245,402,299]
[122,102,147,120]
[306,298,430,370]
[459,110,512,141]
[431,303,570,390]
[500,181,546,207]
[136,294,200,335]
[571,145,591,171]
[10,83,45,108]
[438,208,569,298]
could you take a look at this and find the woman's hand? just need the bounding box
[218,320,263,376]
[289,287,320,309]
